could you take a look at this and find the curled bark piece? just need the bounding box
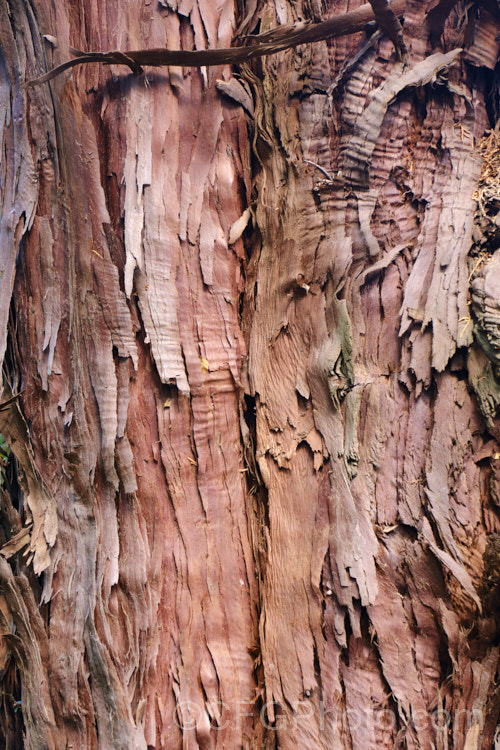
[341,47,465,262]
[228,207,252,244]
[342,47,464,191]
[216,77,254,114]
[23,0,406,87]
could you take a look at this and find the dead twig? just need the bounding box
[23,0,406,88]
[0,393,22,413]
[366,0,408,64]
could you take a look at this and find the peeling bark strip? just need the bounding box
[0,394,57,575]
[2,0,259,746]
[3,0,500,747]
[243,0,500,747]
[341,47,465,261]
[23,0,406,87]
[468,127,500,434]
[0,557,64,749]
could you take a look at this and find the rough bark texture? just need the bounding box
[241,1,500,746]
[1,1,257,748]
[1,0,500,749]
[22,0,407,88]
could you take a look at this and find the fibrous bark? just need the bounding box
[1,0,500,748]
[242,0,500,747]
[1,0,258,747]
[23,0,406,88]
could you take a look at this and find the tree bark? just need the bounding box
[1,0,500,749]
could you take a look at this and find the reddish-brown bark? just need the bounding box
[1,1,257,748]
[1,0,500,748]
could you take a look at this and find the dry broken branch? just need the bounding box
[366,0,408,63]
[23,0,406,87]
[0,392,22,412]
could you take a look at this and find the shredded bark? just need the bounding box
[468,127,500,432]
[23,0,406,87]
[2,0,500,747]
[0,394,57,575]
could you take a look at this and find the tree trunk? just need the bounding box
[0,0,499,748]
